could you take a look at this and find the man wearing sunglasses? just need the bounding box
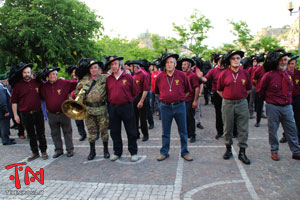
[217,51,252,165]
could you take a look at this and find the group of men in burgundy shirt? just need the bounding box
[6,48,300,164]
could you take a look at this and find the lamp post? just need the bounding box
[287,1,300,57]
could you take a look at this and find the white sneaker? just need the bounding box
[131,154,139,162]
[110,154,120,161]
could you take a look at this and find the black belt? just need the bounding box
[22,109,41,114]
[273,104,289,107]
[85,101,106,107]
[161,100,184,106]
[111,102,131,107]
[223,98,245,104]
[49,111,62,115]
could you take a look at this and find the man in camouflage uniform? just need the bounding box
[75,58,110,160]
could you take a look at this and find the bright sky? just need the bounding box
[83,0,299,48]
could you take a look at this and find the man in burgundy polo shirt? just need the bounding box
[155,53,193,162]
[217,51,251,165]
[11,63,48,161]
[129,60,150,141]
[40,66,77,158]
[105,56,139,162]
[260,51,300,161]
[179,57,200,143]
[200,54,225,139]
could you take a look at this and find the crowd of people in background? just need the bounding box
[1,48,300,165]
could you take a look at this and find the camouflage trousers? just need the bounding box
[85,114,109,143]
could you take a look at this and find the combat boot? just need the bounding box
[103,141,110,159]
[223,145,232,160]
[88,142,96,160]
[239,148,251,165]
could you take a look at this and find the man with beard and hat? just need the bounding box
[66,65,87,141]
[199,54,225,139]
[179,57,200,143]
[40,66,77,158]
[260,50,300,161]
[279,55,300,143]
[128,60,150,141]
[217,50,252,165]
[11,63,48,161]
[0,73,16,145]
[155,53,193,161]
[74,58,110,160]
[105,56,139,162]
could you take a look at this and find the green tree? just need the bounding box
[150,34,181,57]
[0,0,103,71]
[228,20,253,55]
[98,35,155,61]
[251,36,282,54]
[173,9,212,56]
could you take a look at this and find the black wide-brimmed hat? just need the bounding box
[76,57,92,80]
[88,60,104,69]
[127,60,143,66]
[289,55,299,63]
[45,66,60,76]
[264,49,291,72]
[177,57,195,71]
[66,65,77,75]
[160,53,179,67]
[18,62,33,72]
[104,56,124,68]
[224,50,244,65]
[8,62,33,87]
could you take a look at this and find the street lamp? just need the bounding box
[287,1,300,57]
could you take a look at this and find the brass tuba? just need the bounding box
[61,88,88,120]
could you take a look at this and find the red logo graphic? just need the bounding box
[5,162,44,189]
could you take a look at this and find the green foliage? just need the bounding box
[251,36,282,54]
[173,9,212,57]
[98,35,155,62]
[150,34,181,56]
[228,20,253,55]
[0,0,103,72]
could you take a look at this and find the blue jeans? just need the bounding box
[0,117,10,144]
[160,101,189,156]
[266,103,300,155]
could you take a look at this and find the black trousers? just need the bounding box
[255,92,264,124]
[108,103,137,156]
[134,95,149,138]
[185,101,196,137]
[212,91,223,136]
[75,120,87,137]
[293,95,300,137]
[20,110,47,154]
[146,92,154,126]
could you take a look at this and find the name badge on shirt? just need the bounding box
[57,89,61,95]
[136,80,139,84]
[289,75,292,81]
[175,80,180,85]
[122,80,127,85]
[296,79,299,85]
[35,88,39,93]
[242,79,246,85]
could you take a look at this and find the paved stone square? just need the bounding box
[0,99,299,199]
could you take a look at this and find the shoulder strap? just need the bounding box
[86,80,96,96]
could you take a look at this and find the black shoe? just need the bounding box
[197,123,204,129]
[103,142,110,159]
[66,151,74,157]
[3,140,16,145]
[142,135,149,142]
[96,132,100,140]
[190,136,196,143]
[53,152,63,158]
[88,142,96,160]
[232,135,237,138]
[255,122,260,127]
[279,136,287,143]
[215,134,222,139]
[238,148,251,165]
[223,146,232,160]
[79,135,86,141]
[149,124,154,129]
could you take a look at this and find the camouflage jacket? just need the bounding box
[75,74,108,115]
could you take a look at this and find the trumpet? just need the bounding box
[61,88,88,120]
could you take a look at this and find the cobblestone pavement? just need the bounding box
[0,99,300,199]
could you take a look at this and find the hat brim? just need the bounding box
[88,61,104,69]
[161,54,179,67]
[225,51,244,64]
[179,58,195,67]
[46,67,60,76]
[105,57,124,67]
[289,56,299,62]
[20,63,33,71]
